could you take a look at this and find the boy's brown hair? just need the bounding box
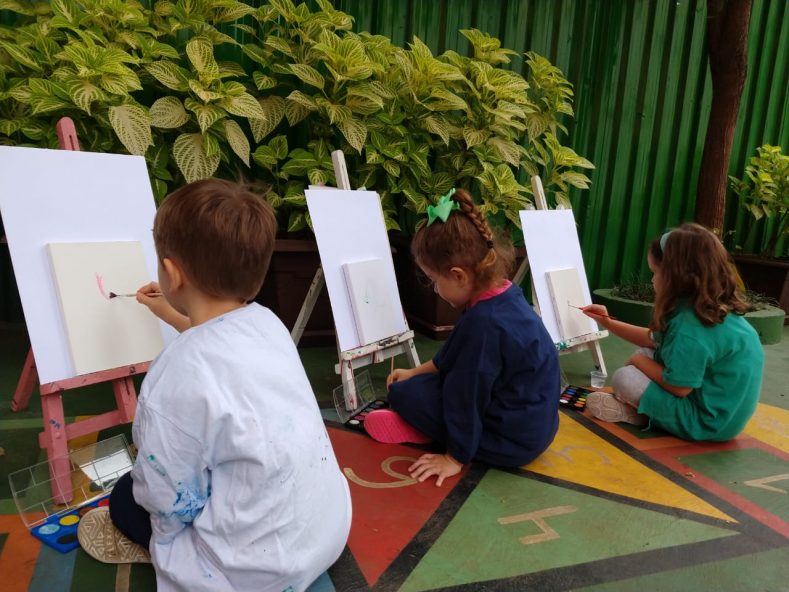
[648,222,748,332]
[411,188,514,289]
[153,178,277,302]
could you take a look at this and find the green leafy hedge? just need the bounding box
[0,0,593,234]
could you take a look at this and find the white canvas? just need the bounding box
[343,258,403,346]
[47,242,164,376]
[545,267,597,341]
[0,146,177,383]
[519,209,599,344]
[305,188,408,351]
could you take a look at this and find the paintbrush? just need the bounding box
[109,291,162,299]
[568,303,617,320]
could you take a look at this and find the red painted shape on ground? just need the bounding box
[0,513,43,592]
[328,427,467,586]
[646,442,789,539]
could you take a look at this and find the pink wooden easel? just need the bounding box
[10,117,148,504]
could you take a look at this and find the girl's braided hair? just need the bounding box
[411,188,514,289]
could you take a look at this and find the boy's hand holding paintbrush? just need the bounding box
[134,281,191,333]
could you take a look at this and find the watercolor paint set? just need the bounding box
[344,398,390,432]
[30,494,111,552]
[560,385,594,411]
[9,434,135,553]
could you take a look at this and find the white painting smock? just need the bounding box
[131,304,352,592]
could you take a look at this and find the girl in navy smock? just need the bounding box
[364,188,560,486]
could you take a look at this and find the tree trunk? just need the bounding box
[695,0,753,233]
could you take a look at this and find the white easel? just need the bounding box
[514,176,608,375]
[292,150,420,411]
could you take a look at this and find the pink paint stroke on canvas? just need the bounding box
[95,272,110,300]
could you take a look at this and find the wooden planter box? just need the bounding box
[732,253,789,325]
[253,238,335,347]
[592,288,783,345]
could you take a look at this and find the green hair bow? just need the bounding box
[427,188,460,225]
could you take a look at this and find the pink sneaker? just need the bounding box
[364,410,431,444]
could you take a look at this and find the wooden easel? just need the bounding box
[9,117,146,503]
[513,176,608,375]
[293,150,420,411]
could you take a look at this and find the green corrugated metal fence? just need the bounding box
[332,0,789,288]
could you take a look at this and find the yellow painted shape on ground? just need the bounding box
[524,413,733,522]
[743,403,789,453]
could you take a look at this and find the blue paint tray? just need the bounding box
[8,434,136,553]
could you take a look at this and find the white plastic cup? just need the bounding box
[590,370,607,388]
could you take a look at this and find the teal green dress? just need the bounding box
[637,306,764,441]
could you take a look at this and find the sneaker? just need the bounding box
[77,507,151,564]
[363,409,431,444]
[586,392,647,426]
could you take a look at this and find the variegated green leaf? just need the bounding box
[424,116,450,145]
[203,133,221,158]
[223,119,250,167]
[173,132,220,183]
[338,118,367,153]
[0,41,42,71]
[109,104,152,156]
[186,36,219,82]
[65,79,105,114]
[252,72,277,90]
[289,63,324,89]
[51,0,82,25]
[185,98,226,133]
[188,79,225,102]
[463,126,490,149]
[308,168,329,185]
[284,100,310,126]
[30,96,70,114]
[0,119,22,135]
[145,61,190,91]
[99,71,143,95]
[214,2,256,23]
[221,93,265,119]
[249,96,286,142]
[264,35,295,57]
[218,61,246,78]
[487,137,521,166]
[287,90,319,111]
[150,96,190,128]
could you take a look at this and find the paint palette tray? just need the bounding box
[560,385,594,411]
[8,434,135,553]
[332,369,389,431]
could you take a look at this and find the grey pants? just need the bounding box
[612,347,655,409]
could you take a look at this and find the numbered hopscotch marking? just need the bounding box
[744,473,789,494]
[343,456,419,488]
[498,505,578,545]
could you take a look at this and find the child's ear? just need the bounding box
[162,257,184,291]
[449,266,470,285]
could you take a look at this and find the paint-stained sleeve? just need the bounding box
[131,403,209,545]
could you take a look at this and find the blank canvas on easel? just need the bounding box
[343,258,403,346]
[545,267,596,341]
[47,241,164,376]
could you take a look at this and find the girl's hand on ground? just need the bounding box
[580,304,611,324]
[387,368,415,389]
[408,453,463,487]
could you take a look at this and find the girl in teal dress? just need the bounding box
[582,223,764,441]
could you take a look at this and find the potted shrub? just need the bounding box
[0,0,593,341]
[728,144,789,324]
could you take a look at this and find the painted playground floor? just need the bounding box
[1,323,788,591]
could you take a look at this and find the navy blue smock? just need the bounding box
[388,284,560,466]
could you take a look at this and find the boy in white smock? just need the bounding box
[78,179,352,592]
